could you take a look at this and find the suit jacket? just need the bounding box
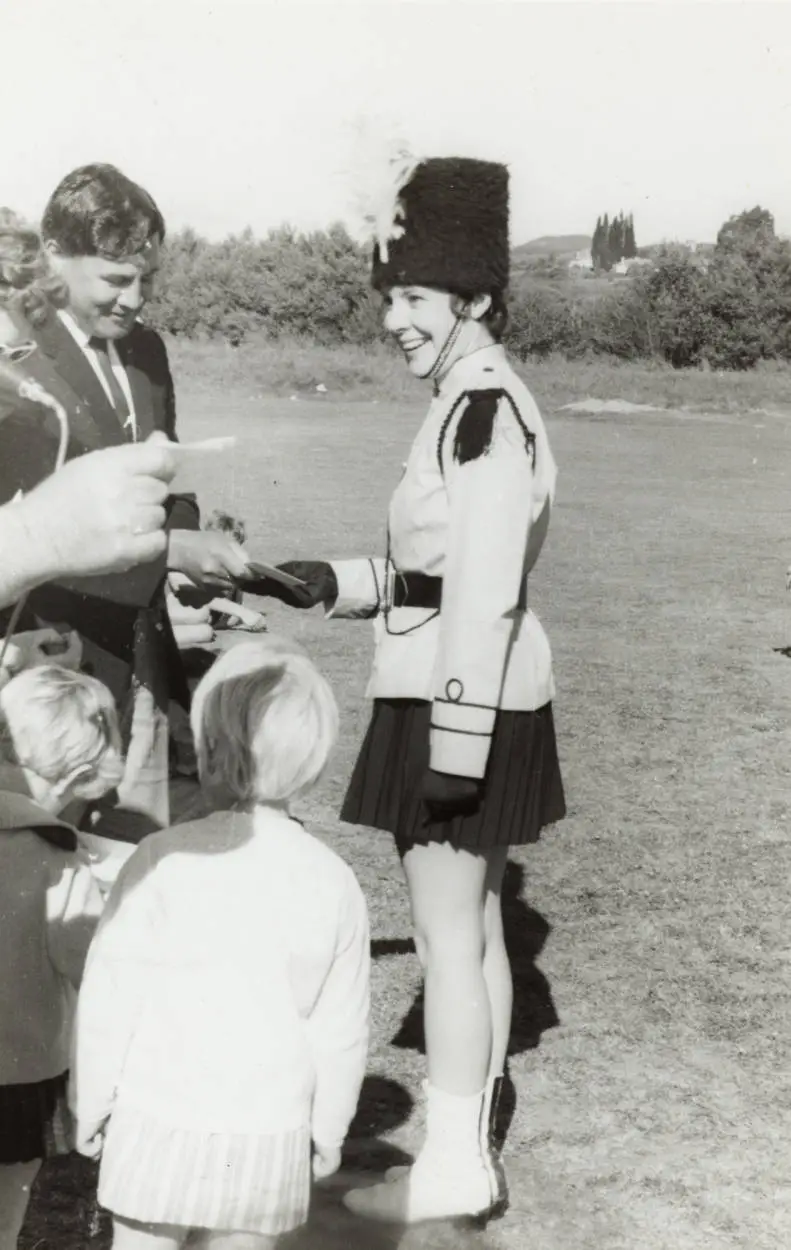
[328,344,557,780]
[0,309,200,834]
[0,309,199,631]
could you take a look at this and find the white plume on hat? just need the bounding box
[341,116,421,262]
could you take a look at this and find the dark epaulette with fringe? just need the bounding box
[437,388,536,474]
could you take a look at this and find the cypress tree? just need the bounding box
[608,214,621,262]
[600,213,612,271]
[591,215,603,269]
[624,214,637,259]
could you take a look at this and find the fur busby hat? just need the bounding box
[370,157,509,294]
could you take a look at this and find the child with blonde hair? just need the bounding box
[0,665,122,1250]
[71,637,370,1250]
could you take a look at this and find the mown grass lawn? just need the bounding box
[23,370,791,1250]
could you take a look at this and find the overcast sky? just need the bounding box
[2,0,790,247]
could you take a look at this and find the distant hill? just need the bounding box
[512,235,591,260]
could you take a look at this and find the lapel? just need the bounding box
[13,341,99,453]
[117,330,154,441]
[33,311,127,448]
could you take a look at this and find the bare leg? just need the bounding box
[344,842,511,1223]
[482,847,512,1084]
[402,841,491,1094]
[0,1160,41,1250]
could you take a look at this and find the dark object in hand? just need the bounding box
[422,769,484,822]
[239,560,338,610]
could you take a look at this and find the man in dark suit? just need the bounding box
[0,164,249,852]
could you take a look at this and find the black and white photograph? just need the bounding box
[0,2,790,1247]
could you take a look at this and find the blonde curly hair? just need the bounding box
[0,208,68,327]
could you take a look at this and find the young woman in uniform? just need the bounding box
[243,156,566,1227]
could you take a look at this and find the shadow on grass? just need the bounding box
[372,937,415,957]
[344,1075,415,1174]
[21,1154,104,1250]
[383,860,558,1062]
[21,1081,414,1250]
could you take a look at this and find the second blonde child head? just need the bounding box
[190,636,338,807]
[0,664,123,804]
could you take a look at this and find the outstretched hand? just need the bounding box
[167,529,251,592]
[237,560,338,610]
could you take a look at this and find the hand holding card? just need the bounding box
[237,560,336,609]
[244,560,307,589]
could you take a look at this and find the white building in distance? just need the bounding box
[568,248,594,271]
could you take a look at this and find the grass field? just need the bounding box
[165,333,791,415]
[22,361,791,1250]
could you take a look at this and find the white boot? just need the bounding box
[383,1075,506,1201]
[481,1072,509,1213]
[343,1083,496,1226]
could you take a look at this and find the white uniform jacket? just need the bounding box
[329,344,558,780]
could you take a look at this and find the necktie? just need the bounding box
[88,337,132,437]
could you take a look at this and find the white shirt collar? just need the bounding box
[56,308,93,349]
[56,308,137,436]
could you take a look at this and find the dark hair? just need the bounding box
[450,289,509,342]
[0,209,68,326]
[41,164,165,259]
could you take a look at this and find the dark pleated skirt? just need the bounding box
[0,1073,71,1163]
[340,699,566,854]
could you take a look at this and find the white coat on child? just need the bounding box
[70,637,370,1250]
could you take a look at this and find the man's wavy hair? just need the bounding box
[41,163,165,260]
[0,209,68,327]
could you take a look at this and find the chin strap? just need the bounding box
[417,306,469,388]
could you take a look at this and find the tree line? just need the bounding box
[145,206,791,371]
[591,212,637,270]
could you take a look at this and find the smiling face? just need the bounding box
[382,285,497,380]
[47,236,161,340]
[382,285,459,378]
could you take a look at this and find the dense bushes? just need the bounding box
[146,208,791,371]
[147,224,384,346]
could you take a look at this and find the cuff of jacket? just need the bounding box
[167,492,201,532]
[325,559,381,619]
[429,699,497,779]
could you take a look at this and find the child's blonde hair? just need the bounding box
[0,665,123,798]
[190,636,338,805]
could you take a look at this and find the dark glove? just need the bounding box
[421,769,484,822]
[237,560,338,610]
